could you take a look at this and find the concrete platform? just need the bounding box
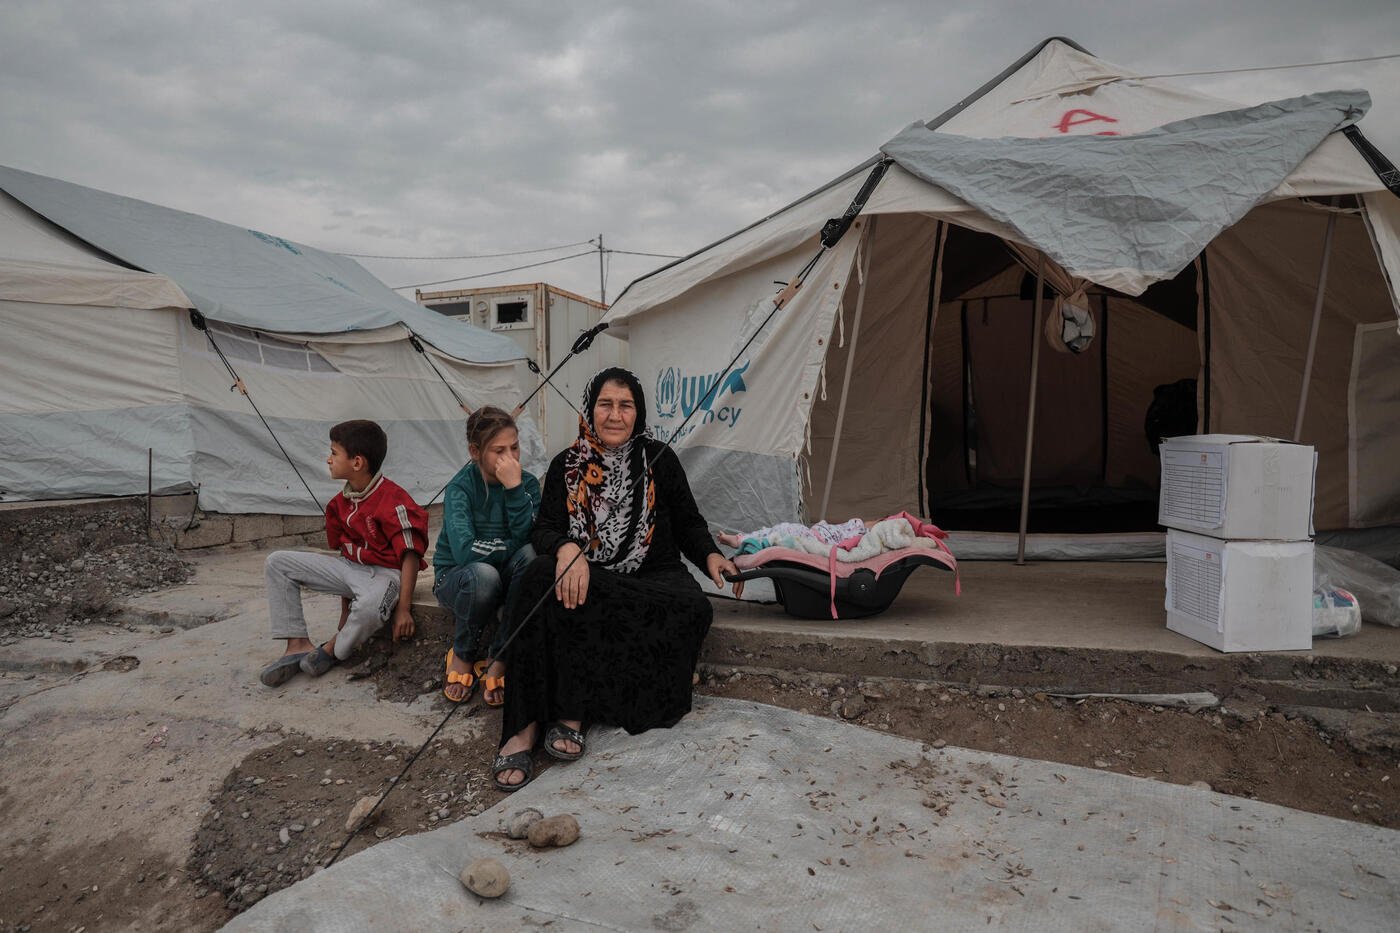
[698,562,1400,711]
[228,696,1400,932]
[8,547,1392,713]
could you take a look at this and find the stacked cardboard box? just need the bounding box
[1158,435,1316,652]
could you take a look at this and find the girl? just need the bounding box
[432,406,541,704]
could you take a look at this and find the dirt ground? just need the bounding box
[2,561,1398,931]
[50,669,1400,930]
[0,499,189,640]
[4,658,1397,932]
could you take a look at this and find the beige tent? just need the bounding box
[603,38,1400,558]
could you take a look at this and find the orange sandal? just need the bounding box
[443,649,474,703]
[473,659,506,707]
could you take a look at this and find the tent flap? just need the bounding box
[881,91,1370,295]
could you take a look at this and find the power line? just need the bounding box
[1134,51,1400,81]
[608,248,685,259]
[393,249,597,290]
[342,240,592,261]
[344,241,682,263]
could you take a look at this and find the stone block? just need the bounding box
[232,514,285,543]
[281,515,325,535]
[149,493,199,522]
[175,516,234,549]
[259,534,326,551]
[412,601,450,626]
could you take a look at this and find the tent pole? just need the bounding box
[819,217,877,521]
[1016,258,1046,566]
[1293,206,1338,441]
[597,233,606,305]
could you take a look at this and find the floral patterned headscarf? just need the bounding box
[564,368,656,573]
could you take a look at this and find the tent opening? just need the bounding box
[924,224,1202,533]
[805,217,1202,534]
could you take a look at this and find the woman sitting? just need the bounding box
[491,367,742,790]
[432,406,540,705]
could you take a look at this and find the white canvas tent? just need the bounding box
[604,38,1400,557]
[0,167,539,514]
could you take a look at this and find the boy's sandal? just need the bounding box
[443,649,475,703]
[298,644,337,678]
[259,652,308,687]
[491,750,534,792]
[544,722,587,761]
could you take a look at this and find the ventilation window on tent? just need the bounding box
[204,322,336,373]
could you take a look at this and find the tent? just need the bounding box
[0,166,539,514]
[603,38,1400,558]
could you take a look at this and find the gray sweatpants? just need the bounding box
[265,550,401,660]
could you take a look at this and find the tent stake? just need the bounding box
[1293,205,1338,441]
[819,218,876,520]
[1016,258,1046,565]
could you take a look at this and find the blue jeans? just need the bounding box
[433,545,536,662]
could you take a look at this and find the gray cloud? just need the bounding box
[2,0,1396,301]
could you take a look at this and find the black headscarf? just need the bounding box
[582,366,648,439]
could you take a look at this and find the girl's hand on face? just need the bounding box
[494,452,522,489]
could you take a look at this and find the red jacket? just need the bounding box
[325,475,428,570]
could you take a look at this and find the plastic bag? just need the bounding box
[1313,545,1400,628]
[1312,586,1361,638]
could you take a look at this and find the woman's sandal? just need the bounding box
[442,649,474,703]
[491,750,534,792]
[473,660,506,707]
[544,722,587,761]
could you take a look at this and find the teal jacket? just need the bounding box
[432,462,541,577]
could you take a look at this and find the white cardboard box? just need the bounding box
[1165,530,1313,653]
[1158,435,1315,540]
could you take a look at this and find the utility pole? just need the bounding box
[597,233,606,306]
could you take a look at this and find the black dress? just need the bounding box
[499,439,719,743]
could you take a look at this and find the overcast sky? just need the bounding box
[3,1,1397,304]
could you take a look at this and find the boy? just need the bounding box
[258,420,428,687]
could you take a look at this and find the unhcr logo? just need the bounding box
[655,361,749,434]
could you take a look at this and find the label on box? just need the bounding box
[1169,538,1224,632]
[1161,446,1226,529]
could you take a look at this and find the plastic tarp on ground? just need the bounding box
[229,697,1400,932]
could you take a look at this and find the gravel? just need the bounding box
[0,500,190,642]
